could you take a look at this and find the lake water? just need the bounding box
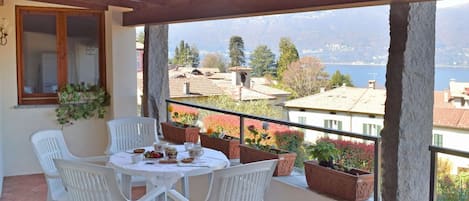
[324,64,469,90]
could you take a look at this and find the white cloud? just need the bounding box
[437,0,469,8]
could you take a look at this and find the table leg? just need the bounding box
[146,182,167,201]
[181,176,190,199]
[121,174,132,200]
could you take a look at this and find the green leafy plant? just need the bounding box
[167,104,198,128]
[306,141,340,168]
[245,123,272,151]
[56,83,110,127]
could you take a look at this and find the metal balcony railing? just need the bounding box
[166,99,382,201]
[429,146,469,201]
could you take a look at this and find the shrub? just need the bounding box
[275,130,305,167]
[317,138,374,172]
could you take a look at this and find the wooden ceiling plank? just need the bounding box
[31,0,109,10]
[123,0,431,26]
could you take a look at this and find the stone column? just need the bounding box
[382,2,435,201]
[142,24,169,134]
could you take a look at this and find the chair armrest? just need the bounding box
[167,189,189,201]
[77,155,109,164]
[136,186,166,201]
[44,171,61,179]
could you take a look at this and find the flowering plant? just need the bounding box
[167,104,198,127]
[207,126,225,139]
[245,122,272,151]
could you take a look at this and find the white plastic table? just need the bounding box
[108,145,230,200]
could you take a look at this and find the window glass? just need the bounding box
[22,14,57,94]
[17,7,105,105]
[66,15,100,85]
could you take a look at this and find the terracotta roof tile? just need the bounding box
[169,77,224,98]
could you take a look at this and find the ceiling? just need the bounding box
[31,0,433,26]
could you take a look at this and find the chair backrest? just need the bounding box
[205,159,278,201]
[106,117,158,154]
[30,129,76,176]
[54,159,127,201]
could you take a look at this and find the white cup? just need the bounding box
[131,154,143,164]
[154,142,169,152]
[184,142,194,151]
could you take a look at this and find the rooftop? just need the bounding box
[285,86,469,130]
[284,86,386,115]
[169,77,224,98]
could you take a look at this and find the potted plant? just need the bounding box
[304,141,374,201]
[239,123,297,176]
[55,83,110,128]
[161,104,200,144]
[200,126,240,159]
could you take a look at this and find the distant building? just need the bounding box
[284,81,469,173]
[448,79,469,109]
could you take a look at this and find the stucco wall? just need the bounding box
[0,53,4,195]
[0,1,137,176]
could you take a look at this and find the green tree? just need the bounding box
[281,56,329,98]
[229,36,246,67]
[250,45,276,77]
[172,40,199,67]
[277,37,299,80]
[136,31,144,43]
[329,70,354,88]
[190,45,200,67]
[201,53,227,72]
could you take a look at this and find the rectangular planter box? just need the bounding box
[200,133,240,159]
[239,144,296,176]
[161,122,200,144]
[304,160,374,201]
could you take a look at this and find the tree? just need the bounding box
[229,36,246,67]
[329,70,354,88]
[172,40,199,67]
[190,45,200,67]
[201,53,227,72]
[281,56,329,98]
[250,45,276,77]
[277,37,299,80]
[136,31,144,43]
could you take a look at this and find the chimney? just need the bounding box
[320,87,326,93]
[183,81,190,95]
[444,91,449,103]
[368,80,376,89]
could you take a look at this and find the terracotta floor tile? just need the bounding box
[1,174,146,201]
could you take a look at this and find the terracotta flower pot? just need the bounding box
[239,144,296,176]
[161,122,199,144]
[304,160,374,201]
[199,133,240,159]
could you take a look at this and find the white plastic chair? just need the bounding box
[168,159,278,201]
[30,129,108,201]
[54,159,165,201]
[106,117,158,154]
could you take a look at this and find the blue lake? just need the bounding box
[324,64,469,90]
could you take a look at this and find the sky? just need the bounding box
[136,0,469,34]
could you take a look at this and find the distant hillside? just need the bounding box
[165,4,469,66]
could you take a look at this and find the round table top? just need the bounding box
[108,145,230,187]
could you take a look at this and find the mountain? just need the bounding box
[162,3,469,66]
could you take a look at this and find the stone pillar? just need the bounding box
[382,2,435,201]
[142,24,169,134]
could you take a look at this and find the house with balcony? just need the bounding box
[0,0,466,201]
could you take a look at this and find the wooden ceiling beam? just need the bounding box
[123,0,431,26]
[31,0,109,10]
